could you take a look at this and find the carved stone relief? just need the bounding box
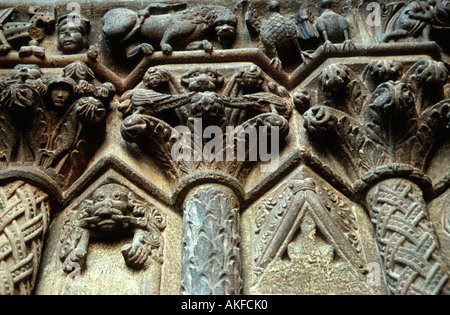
[0,0,448,295]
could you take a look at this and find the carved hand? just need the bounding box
[122,236,150,269]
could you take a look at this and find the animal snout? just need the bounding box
[217,24,235,36]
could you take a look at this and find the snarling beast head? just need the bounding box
[210,7,238,47]
[187,6,237,47]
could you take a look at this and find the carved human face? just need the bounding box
[50,86,71,109]
[91,184,130,232]
[58,24,84,54]
[144,70,168,89]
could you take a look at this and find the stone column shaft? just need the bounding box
[365,178,449,295]
[180,184,242,295]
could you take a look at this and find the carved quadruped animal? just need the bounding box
[102,3,238,58]
[382,0,436,43]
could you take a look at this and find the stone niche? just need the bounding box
[0,0,448,295]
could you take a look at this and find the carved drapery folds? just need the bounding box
[300,59,450,294]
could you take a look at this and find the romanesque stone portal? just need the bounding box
[0,0,448,295]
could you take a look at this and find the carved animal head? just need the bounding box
[181,67,224,92]
[211,7,238,47]
[318,64,351,94]
[90,183,133,232]
[364,60,403,84]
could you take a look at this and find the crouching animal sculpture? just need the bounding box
[102,3,238,58]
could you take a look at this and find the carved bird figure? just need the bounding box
[260,1,312,70]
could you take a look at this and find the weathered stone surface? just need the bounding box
[0,0,448,295]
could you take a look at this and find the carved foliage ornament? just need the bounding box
[253,173,366,283]
[120,65,291,183]
[300,59,449,181]
[0,61,115,188]
[298,59,450,295]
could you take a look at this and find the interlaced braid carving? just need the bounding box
[366,179,449,295]
[0,181,50,295]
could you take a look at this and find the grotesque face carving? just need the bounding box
[214,15,237,47]
[236,65,265,92]
[91,184,130,232]
[181,68,224,92]
[9,64,43,82]
[190,91,225,122]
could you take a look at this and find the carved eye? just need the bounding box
[113,191,126,201]
[94,194,105,203]
[207,72,216,79]
[190,72,200,78]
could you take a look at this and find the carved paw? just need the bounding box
[87,47,99,61]
[301,51,313,65]
[269,57,283,71]
[127,43,155,59]
[161,43,173,56]
[122,242,149,269]
[343,40,356,52]
[18,46,45,59]
[63,248,88,273]
[323,41,337,53]
[202,40,213,54]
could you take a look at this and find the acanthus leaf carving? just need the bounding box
[0,61,115,189]
[299,58,450,295]
[120,65,292,183]
[302,59,450,180]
